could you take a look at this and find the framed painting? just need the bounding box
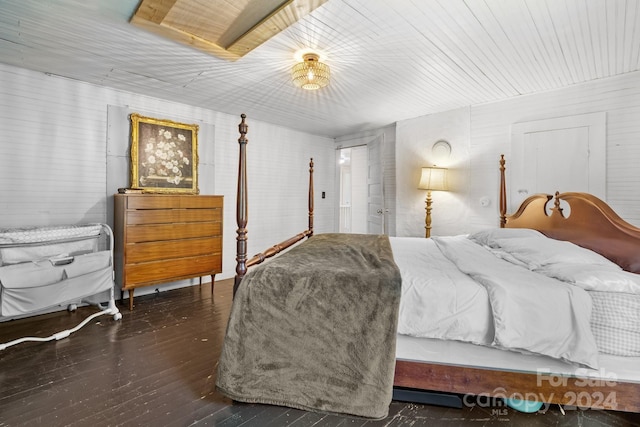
[129,114,199,194]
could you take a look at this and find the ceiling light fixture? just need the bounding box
[292,53,330,90]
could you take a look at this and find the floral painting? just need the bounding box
[129,114,199,194]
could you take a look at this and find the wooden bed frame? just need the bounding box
[233,115,640,413]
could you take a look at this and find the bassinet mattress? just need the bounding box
[0,224,102,266]
[0,224,102,245]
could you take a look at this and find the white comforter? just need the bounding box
[391,229,640,368]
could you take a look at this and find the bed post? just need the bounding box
[233,125,314,292]
[499,154,507,228]
[234,114,249,296]
[308,158,314,237]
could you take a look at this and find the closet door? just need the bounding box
[510,112,606,211]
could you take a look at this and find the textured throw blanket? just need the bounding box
[216,233,402,419]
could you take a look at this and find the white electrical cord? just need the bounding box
[0,306,118,351]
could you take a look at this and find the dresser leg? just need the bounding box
[210,275,216,295]
[128,289,135,311]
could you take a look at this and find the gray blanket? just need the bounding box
[216,233,402,419]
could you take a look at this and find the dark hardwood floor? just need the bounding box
[1,280,639,426]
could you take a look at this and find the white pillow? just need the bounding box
[493,237,620,270]
[536,263,640,293]
[468,228,545,248]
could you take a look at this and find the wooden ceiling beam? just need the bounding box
[130,0,328,61]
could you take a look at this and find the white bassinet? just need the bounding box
[0,223,121,349]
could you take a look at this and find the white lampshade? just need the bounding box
[418,167,448,191]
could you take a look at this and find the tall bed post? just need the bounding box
[234,114,249,295]
[499,154,507,228]
[233,114,315,296]
[308,158,314,236]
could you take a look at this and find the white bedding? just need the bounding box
[390,230,640,369]
[391,237,493,346]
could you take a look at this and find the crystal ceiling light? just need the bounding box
[291,53,330,90]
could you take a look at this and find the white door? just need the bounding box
[367,136,385,234]
[510,113,606,211]
[523,127,589,196]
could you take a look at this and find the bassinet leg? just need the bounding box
[101,283,122,320]
[106,287,122,320]
[107,297,122,321]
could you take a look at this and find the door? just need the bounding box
[523,127,589,196]
[510,113,606,211]
[367,136,385,234]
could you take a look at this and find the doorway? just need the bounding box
[338,146,368,233]
[337,131,392,235]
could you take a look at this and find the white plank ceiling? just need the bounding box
[0,0,639,137]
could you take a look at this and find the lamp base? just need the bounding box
[425,190,433,238]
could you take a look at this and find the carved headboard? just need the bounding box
[499,155,640,273]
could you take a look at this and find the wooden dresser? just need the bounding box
[114,194,223,310]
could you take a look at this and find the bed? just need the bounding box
[216,114,640,418]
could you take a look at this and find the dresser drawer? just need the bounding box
[125,237,221,264]
[125,195,222,210]
[123,254,222,288]
[125,221,221,243]
[126,208,221,225]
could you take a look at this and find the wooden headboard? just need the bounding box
[498,154,640,273]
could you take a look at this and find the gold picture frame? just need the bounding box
[129,114,199,194]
